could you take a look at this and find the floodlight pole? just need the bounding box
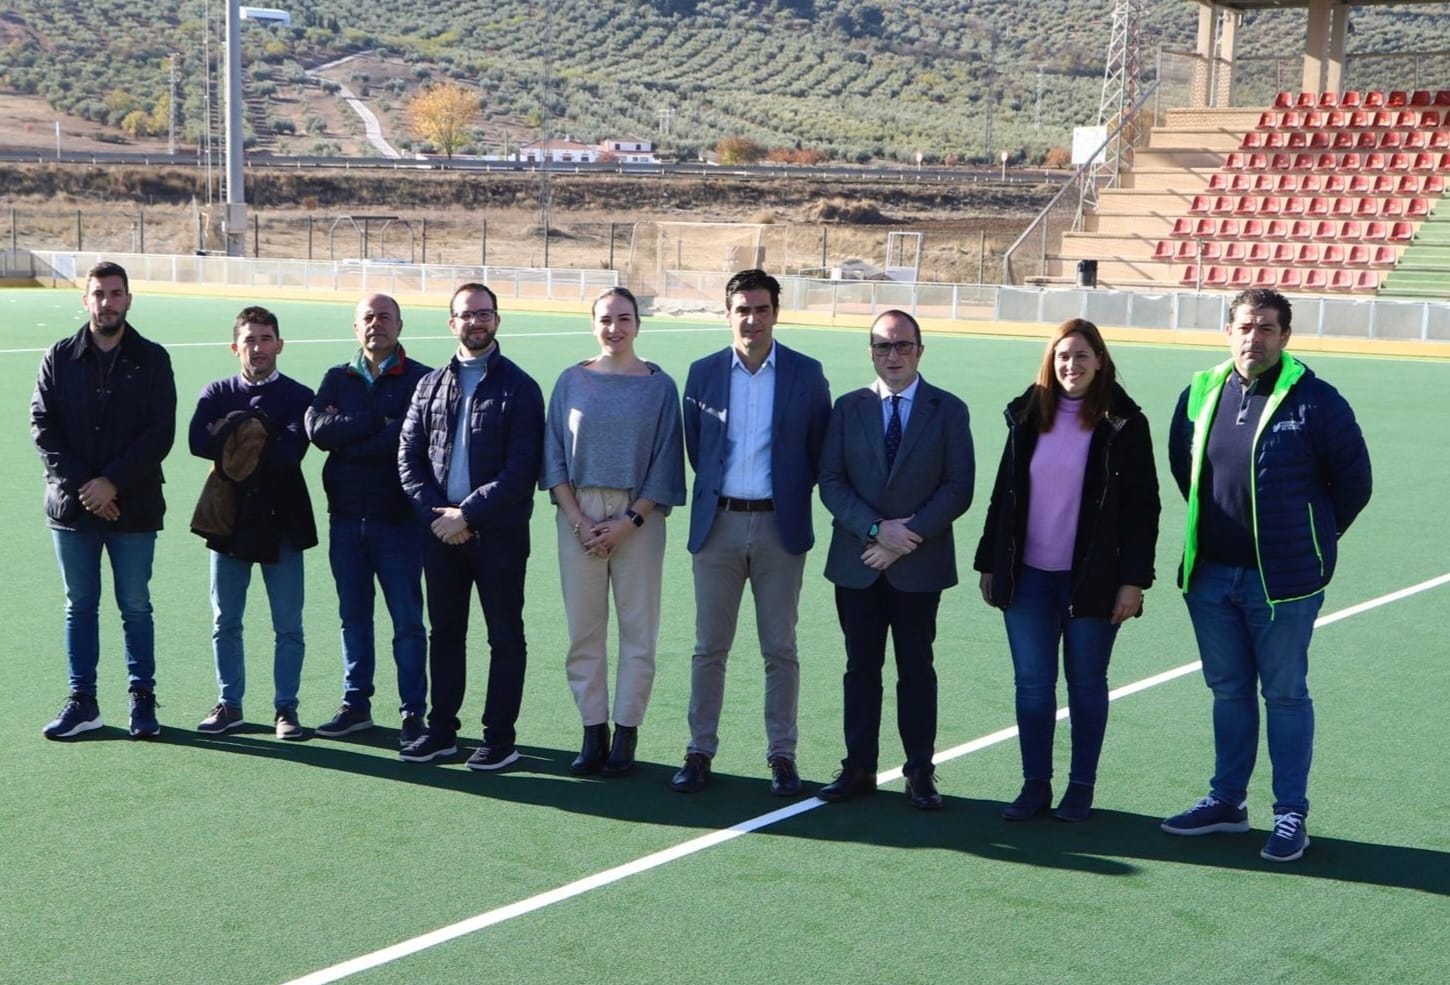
[224,0,247,257]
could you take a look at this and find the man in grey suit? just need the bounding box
[817,309,974,810]
[672,269,832,797]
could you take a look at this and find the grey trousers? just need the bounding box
[687,508,807,763]
[556,488,666,728]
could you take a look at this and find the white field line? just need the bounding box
[0,327,719,357]
[279,572,1450,985]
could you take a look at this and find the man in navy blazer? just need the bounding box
[818,309,974,810]
[672,270,831,797]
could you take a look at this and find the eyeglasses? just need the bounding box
[452,309,497,322]
[870,340,920,356]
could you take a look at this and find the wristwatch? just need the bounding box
[625,509,645,528]
[867,520,880,542]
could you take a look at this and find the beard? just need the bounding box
[458,328,495,353]
[92,314,125,337]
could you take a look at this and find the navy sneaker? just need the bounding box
[43,693,102,739]
[399,713,426,749]
[315,704,374,738]
[197,702,244,734]
[466,744,520,771]
[1161,795,1251,835]
[400,730,457,763]
[1261,812,1310,862]
[128,689,161,739]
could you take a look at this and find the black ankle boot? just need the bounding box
[601,724,638,777]
[570,723,610,775]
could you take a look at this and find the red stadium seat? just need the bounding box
[1170,217,1194,237]
[1364,91,1386,108]
[1386,90,1408,108]
[1256,110,1277,130]
[1410,90,1432,107]
[1386,152,1411,172]
[1279,268,1304,290]
[1425,174,1445,194]
[1291,152,1315,171]
[1299,173,1324,193]
[1274,91,1295,109]
[1388,221,1413,242]
[1372,174,1397,196]
[1381,198,1405,219]
[1329,269,1355,290]
[1421,131,1447,151]
[1348,173,1373,194]
[1354,270,1380,292]
[1264,218,1290,239]
[1338,220,1363,240]
[1361,220,1387,241]
[1312,219,1337,239]
[1371,109,1396,129]
[1354,198,1382,218]
[1407,197,1431,217]
[1247,152,1270,171]
[1323,244,1346,265]
[1348,108,1371,128]
[1419,110,1441,128]
[1339,152,1363,171]
[1254,267,1280,288]
[1287,219,1314,240]
[1319,91,1339,108]
[1233,195,1257,215]
[1403,131,1428,150]
[1189,194,1214,215]
[1332,130,1355,150]
[1436,90,1450,106]
[1304,110,1326,129]
[1223,241,1248,262]
[1224,152,1246,170]
[1152,240,1175,262]
[1179,265,1200,285]
[1248,242,1273,263]
[1304,268,1329,290]
[1279,111,1305,130]
[1295,243,1322,265]
[1242,218,1265,239]
[1371,245,1397,266]
[1242,131,1267,150]
[1306,197,1330,218]
[1354,130,1377,150]
[1322,173,1348,193]
[1339,90,1363,108]
[1394,110,1418,129]
[1345,244,1371,266]
[1208,172,1232,191]
[1260,195,1284,216]
[1364,152,1387,171]
[1229,267,1254,288]
[1271,243,1296,264]
[1205,266,1229,286]
[1308,131,1332,149]
[1217,217,1242,238]
[1380,130,1404,151]
[1330,197,1357,218]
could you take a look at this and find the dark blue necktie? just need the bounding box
[884,394,902,470]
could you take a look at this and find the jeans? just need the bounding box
[1002,566,1119,786]
[1184,560,1322,816]
[51,527,158,695]
[210,544,306,712]
[328,516,427,717]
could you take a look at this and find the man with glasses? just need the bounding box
[817,309,974,810]
[33,261,177,739]
[671,269,831,797]
[307,294,431,748]
[397,283,544,769]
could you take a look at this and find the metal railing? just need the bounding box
[1001,81,1160,287]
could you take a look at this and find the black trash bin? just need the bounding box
[1076,259,1098,288]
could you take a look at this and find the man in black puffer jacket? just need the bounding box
[306,293,431,748]
[1162,288,1372,864]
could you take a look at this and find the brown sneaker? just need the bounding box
[274,707,306,741]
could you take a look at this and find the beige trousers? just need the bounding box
[556,487,667,728]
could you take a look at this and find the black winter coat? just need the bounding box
[30,323,177,532]
[974,383,1160,618]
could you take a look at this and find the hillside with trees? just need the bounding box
[3,0,1450,164]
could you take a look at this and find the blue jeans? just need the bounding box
[210,545,305,712]
[328,516,427,717]
[51,527,158,695]
[1184,560,1322,816]
[1002,566,1119,786]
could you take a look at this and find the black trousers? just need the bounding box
[422,529,529,748]
[834,578,941,773]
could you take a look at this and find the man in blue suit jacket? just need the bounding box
[672,270,831,797]
[818,309,974,811]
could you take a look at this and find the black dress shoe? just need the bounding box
[570,723,610,775]
[768,756,803,797]
[904,768,944,811]
[1001,779,1053,821]
[818,765,877,803]
[601,724,638,777]
[671,752,711,793]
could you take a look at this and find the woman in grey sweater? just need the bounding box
[540,287,686,777]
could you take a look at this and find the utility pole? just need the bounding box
[538,0,553,269]
[223,0,246,257]
[169,53,179,156]
[1034,65,1044,130]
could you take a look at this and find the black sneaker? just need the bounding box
[197,702,244,734]
[42,693,102,740]
[466,744,520,771]
[399,713,426,749]
[128,689,161,739]
[400,730,458,763]
[315,704,374,738]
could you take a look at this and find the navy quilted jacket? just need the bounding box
[397,345,544,532]
[1168,354,1372,603]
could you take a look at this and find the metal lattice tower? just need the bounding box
[1087,0,1145,208]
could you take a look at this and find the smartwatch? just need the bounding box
[867,520,880,542]
[625,509,645,528]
